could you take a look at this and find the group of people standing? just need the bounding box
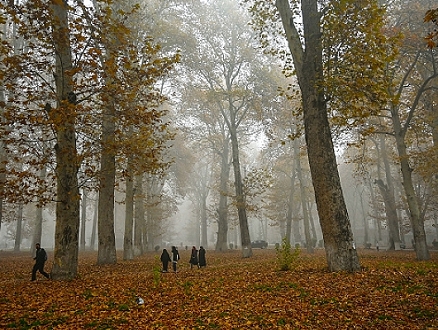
[160,245,206,273]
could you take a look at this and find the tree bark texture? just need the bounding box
[276,0,360,271]
[50,0,80,280]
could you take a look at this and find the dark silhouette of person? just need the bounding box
[189,246,199,269]
[199,246,206,268]
[31,243,50,281]
[171,246,180,273]
[160,248,171,272]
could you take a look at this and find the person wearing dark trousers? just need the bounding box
[32,243,50,281]
[171,246,180,273]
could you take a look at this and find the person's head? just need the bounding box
[192,246,196,250]
[163,248,167,252]
[35,243,40,249]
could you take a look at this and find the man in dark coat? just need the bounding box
[31,243,50,281]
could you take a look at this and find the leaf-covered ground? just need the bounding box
[0,248,437,329]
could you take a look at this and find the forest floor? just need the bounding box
[0,248,437,329]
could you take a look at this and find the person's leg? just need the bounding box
[38,264,49,279]
[31,264,38,281]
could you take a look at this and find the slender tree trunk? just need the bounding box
[80,190,87,251]
[123,159,134,260]
[50,0,80,280]
[133,174,144,256]
[295,139,313,253]
[392,109,430,260]
[276,0,360,271]
[90,195,98,250]
[216,142,230,251]
[14,203,23,252]
[230,127,252,257]
[285,148,297,244]
[32,162,47,251]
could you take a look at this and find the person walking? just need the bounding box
[189,246,199,269]
[171,246,180,273]
[160,248,171,272]
[199,246,206,268]
[31,243,50,281]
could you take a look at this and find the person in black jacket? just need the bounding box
[160,248,171,272]
[171,246,180,273]
[198,246,206,268]
[31,243,50,281]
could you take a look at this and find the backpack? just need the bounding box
[41,248,47,261]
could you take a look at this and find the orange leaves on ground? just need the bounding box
[0,249,437,329]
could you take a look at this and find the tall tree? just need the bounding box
[50,0,81,279]
[246,0,361,271]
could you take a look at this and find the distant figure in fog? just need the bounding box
[31,243,50,281]
[198,246,206,268]
[189,246,199,269]
[160,248,171,272]
[171,246,180,273]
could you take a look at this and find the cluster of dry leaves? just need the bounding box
[0,248,437,329]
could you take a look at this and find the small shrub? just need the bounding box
[276,237,300,271]
[152,256,161,287]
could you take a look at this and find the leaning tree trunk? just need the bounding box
[229,126,252,258]
[392,111,430,260]
[50,0,80,280]
[276,0,360,272]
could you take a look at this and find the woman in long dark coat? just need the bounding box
[189,246,199,269]
[198,246,206,268]
[160,248,171,272]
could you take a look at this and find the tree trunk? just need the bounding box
[276,0,360,271]
[215,142,230,251]
[97,104,117,264]
[380,135,401,249]
[50,0,80,280]
[230,127,252,258]
[32,165,46,251]
[123,160,134,260]
[14,203,23,252]
[295,139,313,253]
[392,110,430,260]
[285,146,297,244]
[133,174,144,256]
[90,195,98,250]
[80,190,87,251]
